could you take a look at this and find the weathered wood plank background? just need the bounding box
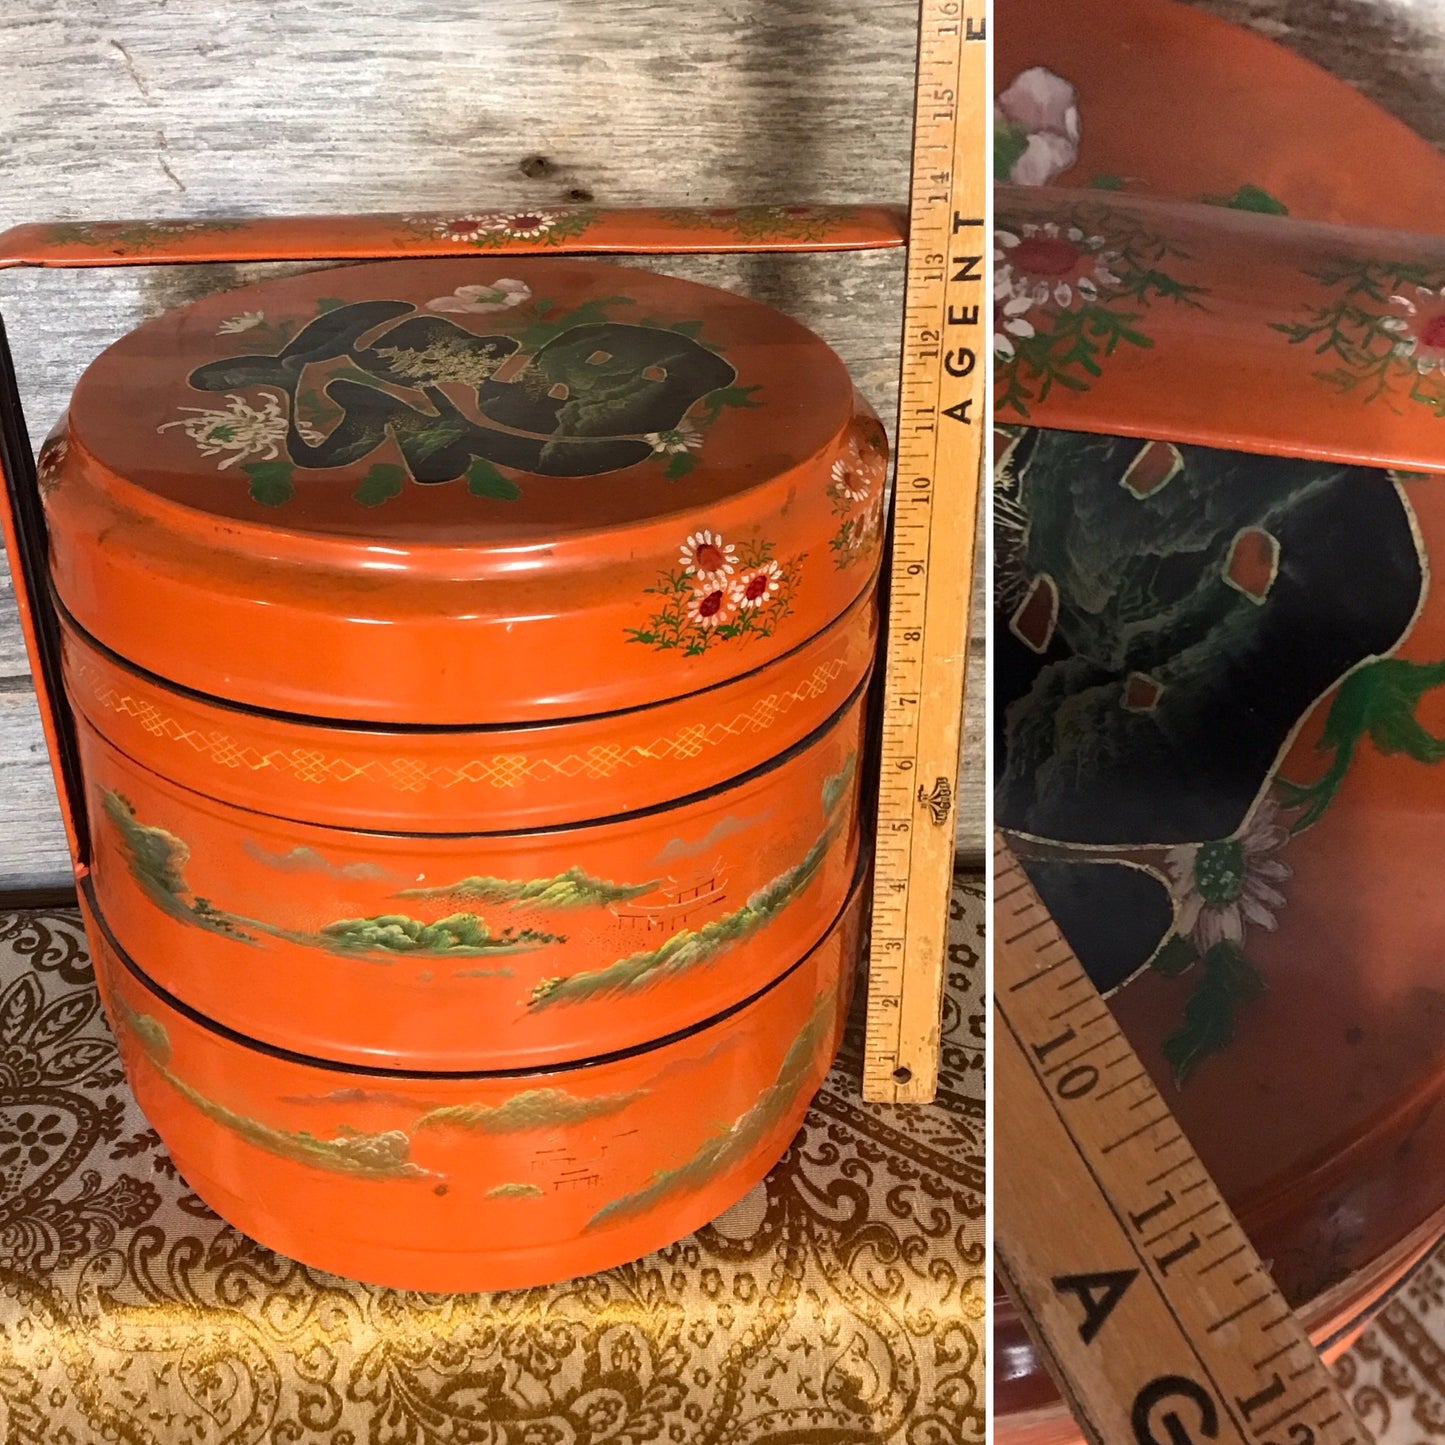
[0,0,1438,889]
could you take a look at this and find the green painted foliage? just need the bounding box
[1202,184,1289,216]
[587,991,833,1228]
[1272,256,1445,413]
[531,756,855,1007]
[1161,942,1265,1086]
[103,793,566,960]
[118,998,432,1180]
[1277,657,1445,830]
[466,457,522,500]
[353,463,407,506]
[398,865,659,911]
[319,912,563,957]
[995,122,1030,180]
[243,460,295,507]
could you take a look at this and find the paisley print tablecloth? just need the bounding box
[0,877,985,1444]
[1339,1253,1445,1445]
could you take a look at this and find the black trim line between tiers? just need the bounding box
[50,560,880,737]
[81,864,863,1080]
[85,667,873,840]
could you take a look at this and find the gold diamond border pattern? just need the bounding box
[74,657,851,792]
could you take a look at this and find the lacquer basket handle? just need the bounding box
[995,184,1445,474]
[0,205,907,270]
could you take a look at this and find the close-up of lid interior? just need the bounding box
[995,0,1445,1438]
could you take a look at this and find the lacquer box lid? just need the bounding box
[43,257,886,724]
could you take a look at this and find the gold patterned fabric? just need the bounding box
[1338,1253,1445,1444]
[0,878,984,1444]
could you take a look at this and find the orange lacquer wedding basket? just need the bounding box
[0,207,905,1289]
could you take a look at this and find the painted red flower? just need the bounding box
[435,215,490,242]
[730,559,783,610]
[995,222,1122,311]
[687,584,734,629]
[679,529,737,585]
[1384,284,1445,374]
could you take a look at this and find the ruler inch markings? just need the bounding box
[1253,1341,1303,1372]
[994,833,1364,1445]
[862,0,987,1104]
[995,1004,1258,1445]
[1199,1244,1250,1278]
[1095,1069,1150,1100]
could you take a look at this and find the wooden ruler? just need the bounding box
[862,0,988,1104]
[994,832,1365,1445]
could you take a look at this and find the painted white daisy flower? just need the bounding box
[678,530,737,585]
[1164,799,1292,952]
[994,295,1037,358]
[1382,284,1445,374]
[686,583,734,630]
[36,433,68,495]
[429,215,494,243]
[646,426,703,456]
[730,559,783,610]
[995,222,1122,310]
[484,210,560,240]
[859,496,884,539]
[830,456,871,502]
